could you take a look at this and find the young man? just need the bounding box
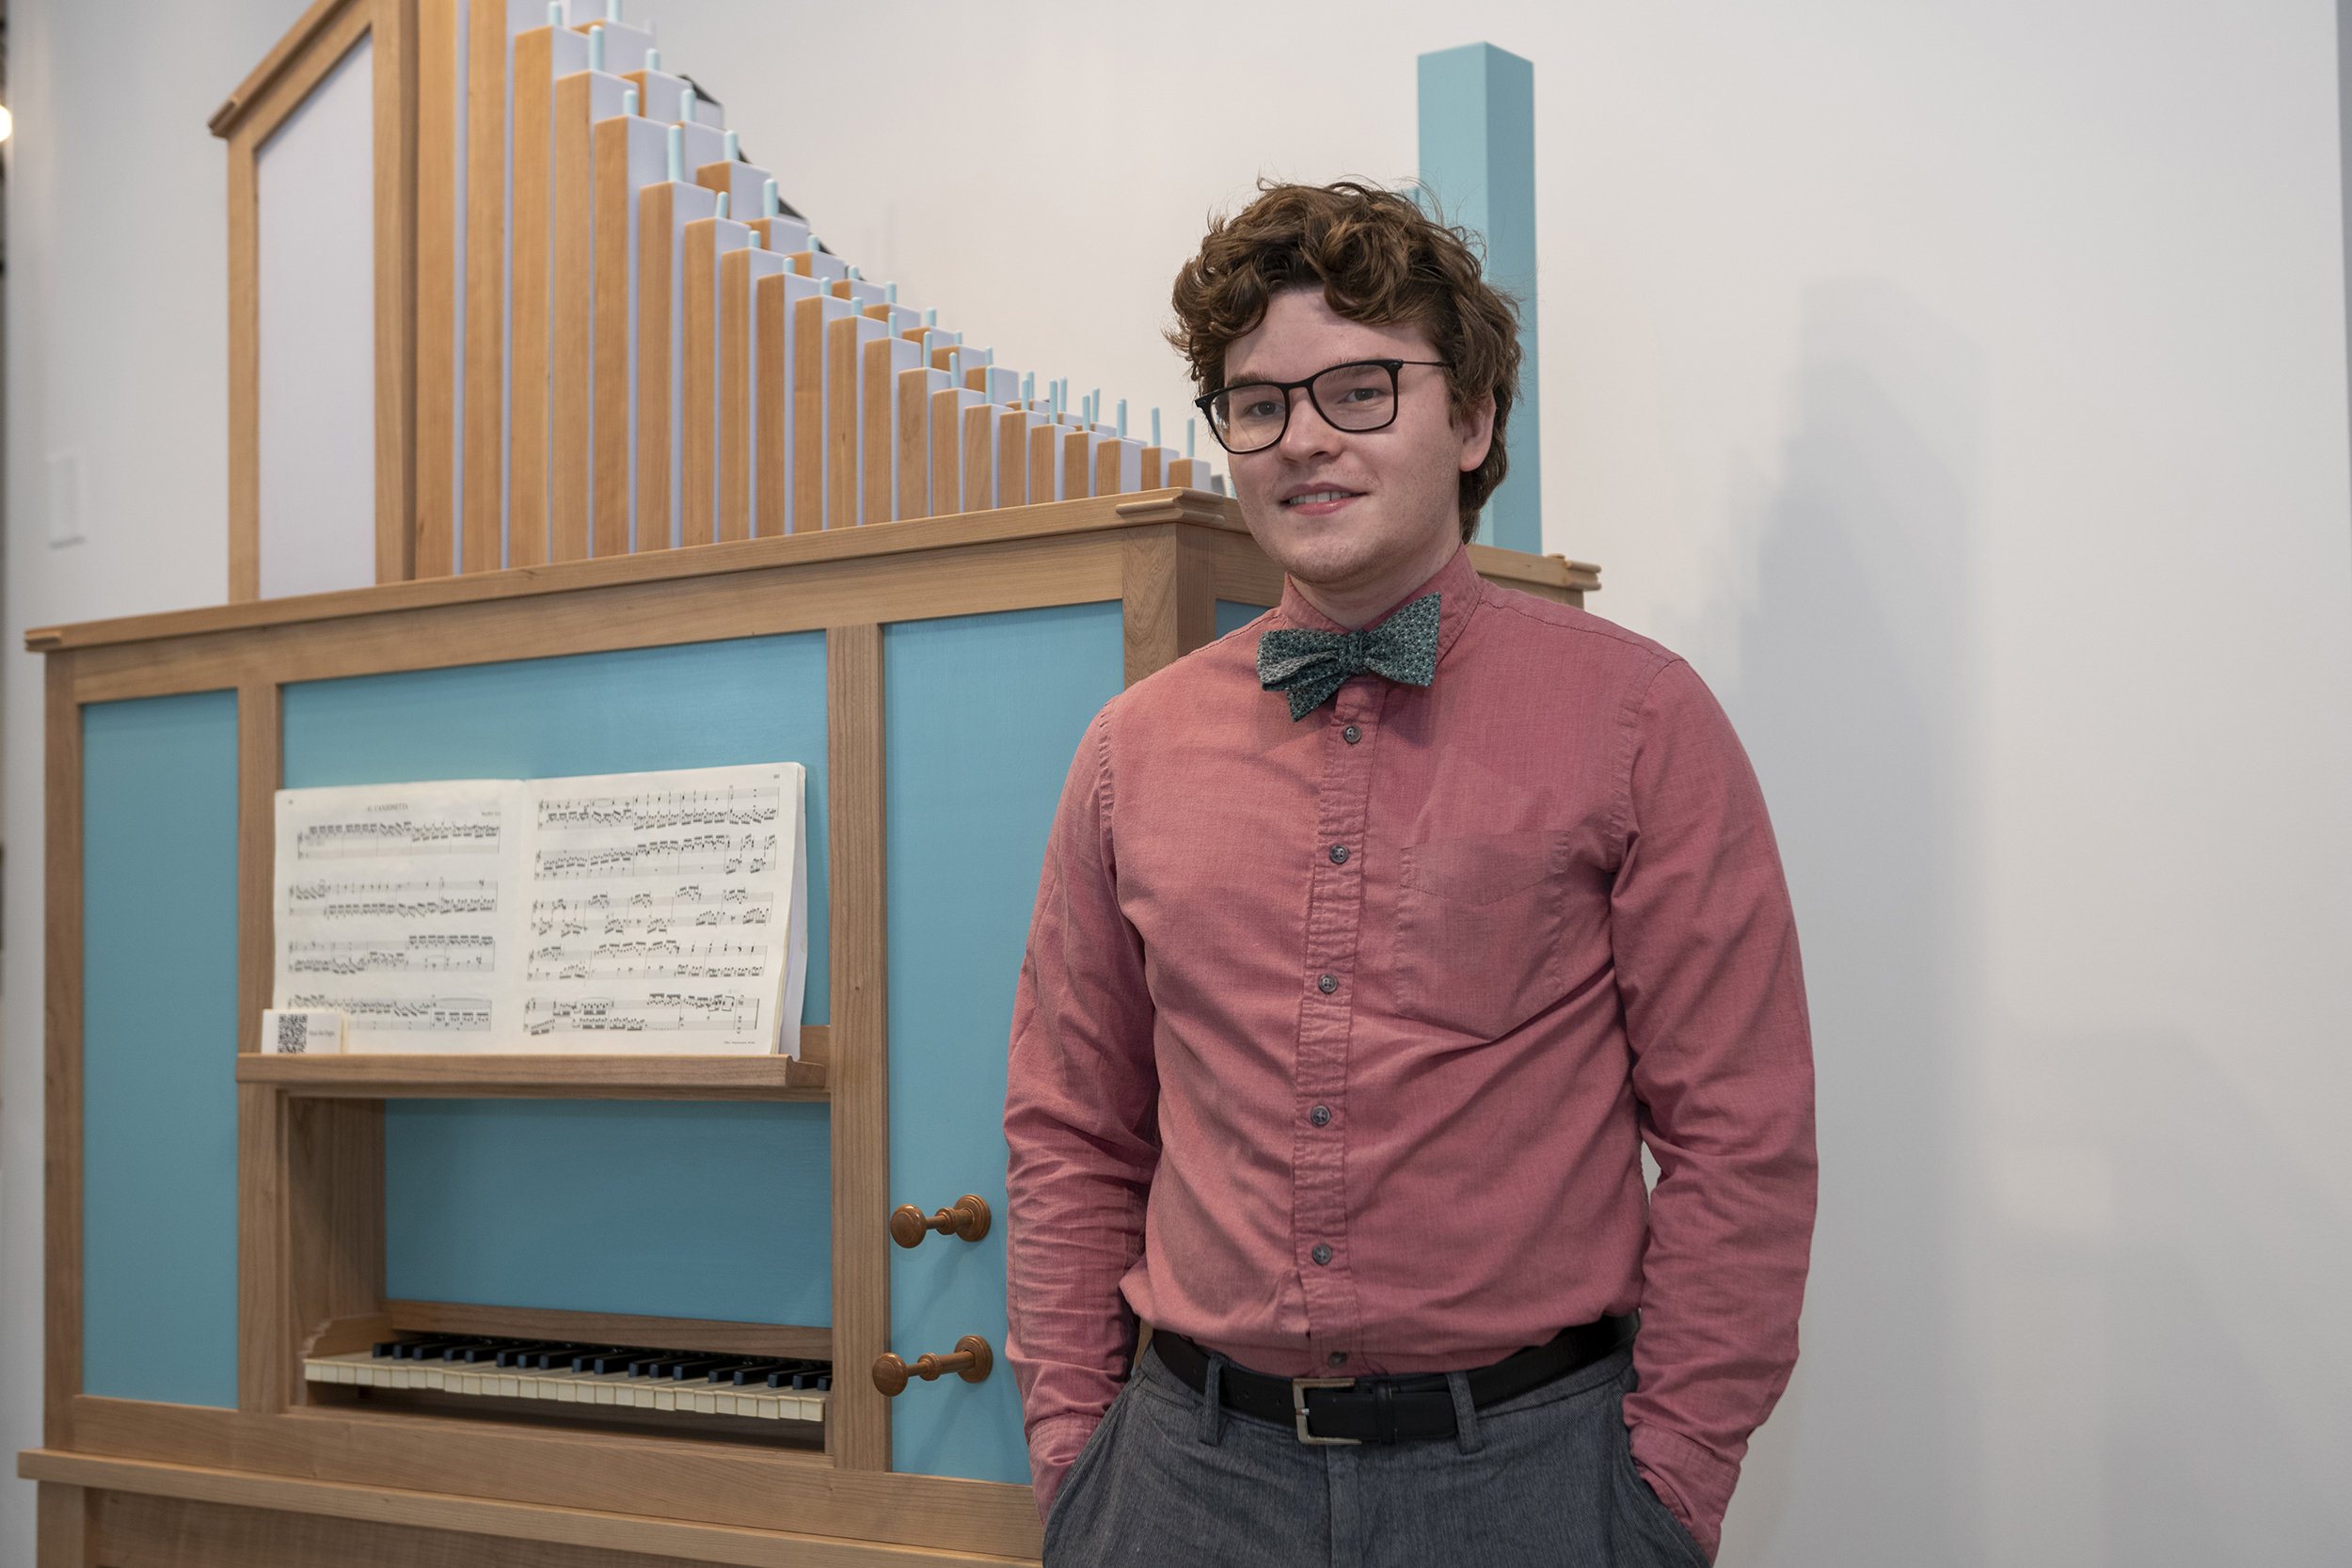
[1004,182,1816,1566]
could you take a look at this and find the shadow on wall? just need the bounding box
[1977,1024,2352,1566]
[1709,279,1983,1567]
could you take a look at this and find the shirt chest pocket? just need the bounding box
[1393,831,1570,1040]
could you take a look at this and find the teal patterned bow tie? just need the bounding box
[1256,594,1441,721]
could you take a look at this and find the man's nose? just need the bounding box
[1275,386,1343,461]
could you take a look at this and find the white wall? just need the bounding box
[8,2,2348,1563]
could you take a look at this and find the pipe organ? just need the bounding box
[19,2,1597,1564]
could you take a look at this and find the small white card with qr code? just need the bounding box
[259,1008,345,1054]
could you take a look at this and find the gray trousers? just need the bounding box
[1043,1344,1709,1568]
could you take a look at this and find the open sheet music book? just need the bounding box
[271,764,808,1055]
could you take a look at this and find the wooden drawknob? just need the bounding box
[889,1195,992,1248]
[872,1334,993,1397]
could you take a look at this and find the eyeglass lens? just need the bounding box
[1209,362,1399,452]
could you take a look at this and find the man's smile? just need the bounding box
[1279,485,1365,515]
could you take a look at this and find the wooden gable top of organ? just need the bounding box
[208,0,386,139]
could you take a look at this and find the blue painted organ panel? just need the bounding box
[883,603,1125,1482]
[82,689,243,1407]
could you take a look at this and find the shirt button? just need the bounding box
[1327,1352,1348,1368]
[1310,1104,1332,1127]
[1328,845,1350,865]
[1311,1243,1333,1266]
[1343,725,1361,744]
[1317,974,1338,994]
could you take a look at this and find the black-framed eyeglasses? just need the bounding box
[1194,358,1450,454]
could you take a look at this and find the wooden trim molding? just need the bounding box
[373,0,421,585]
[45,1396,1042,1559]
[19,1450,1041,1567]
[33,496,1599,655]
[234,1048,829,1100]
[211,0,356,138]
[43,655,85,1451]
[825,626,891,1474]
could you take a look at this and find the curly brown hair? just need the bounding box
[1168,180,1522,541]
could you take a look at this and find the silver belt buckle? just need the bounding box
[1291,1377,1360,1445]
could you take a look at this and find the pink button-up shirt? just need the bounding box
[1004,548,1816,1557]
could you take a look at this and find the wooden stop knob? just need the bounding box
[888,1194,992,1248]
[871,1334,993,1396]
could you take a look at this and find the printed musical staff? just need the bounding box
[286,877,501,922]
[287,935,499,974]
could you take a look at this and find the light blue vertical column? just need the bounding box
[1418,42,1541,553]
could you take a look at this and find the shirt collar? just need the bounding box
[1274,546,1484,668]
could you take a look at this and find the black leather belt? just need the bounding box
[1151,1313,1637,1446]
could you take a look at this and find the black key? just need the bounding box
[433,1340,511,1364]
[573,1348,644,1375]
[718,1360,799,1385]
[663,1355,739,1381]
[393,1338,468,1361]
[494,1341,569,1369]
[627,1353,703,1378]
[815,1374,832,1391]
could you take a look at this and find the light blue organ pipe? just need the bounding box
[1187,419,1197,458]
[588,24,603,71]
[925,309,937,328]
[1117,400,1127,438]
[665,124,682,183]
[950,352,961,381]
[886,282,898,304]
[849,265,862,281]
[1023,372,1035,404]
[622,87,638,118]
[1152,407,1161,447]
[763,179,779,218]
[723,130,739,160]
[646,47,660,71]
[606,0,620,19]
[679,87,696,123]
[748,226,761,248]
[716,191,729,219]
[548,2,563,25]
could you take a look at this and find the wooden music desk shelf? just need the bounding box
[235,1043,828,1101]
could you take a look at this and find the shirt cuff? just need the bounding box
[1026,1412,1102,1526]
[1629,1419,1740,1564]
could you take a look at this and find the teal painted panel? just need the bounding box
[884,602,1125,1483]
[1216,599,1270,638]
[382,1101,831,1323]
[283,636,832,1325]
[1419,41,1542,553]
[83,690,242,1407]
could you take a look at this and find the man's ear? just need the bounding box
[1456,393,1496,473]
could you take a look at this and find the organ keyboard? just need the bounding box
[306,1335,832,1427]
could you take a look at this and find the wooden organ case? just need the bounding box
[18,3,1601,1565]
